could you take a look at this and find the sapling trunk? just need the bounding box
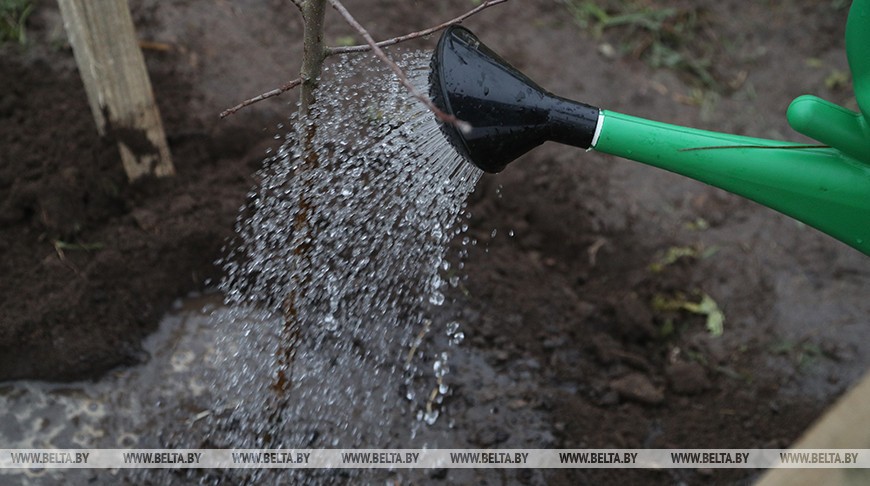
[272,0,328,428]
[299,0,328,118]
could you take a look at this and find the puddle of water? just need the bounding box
[0,294,235,483]
[0,298,554,485]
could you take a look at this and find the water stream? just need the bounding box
[214,49,481,444]
[1,51,486,484]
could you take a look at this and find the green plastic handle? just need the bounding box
[591,0,870,255]
[846,0,870,118]
[787,0,870,162]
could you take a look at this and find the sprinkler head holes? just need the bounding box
[429,26,600,173]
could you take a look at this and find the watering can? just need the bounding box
[429,0,870,255]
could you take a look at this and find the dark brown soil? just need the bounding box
[2,0,869,484]
[0,5,271,380]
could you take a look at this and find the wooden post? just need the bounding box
[58,0,174,181]
[755,370,870,486]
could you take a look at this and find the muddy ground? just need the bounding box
[1,0,869,484]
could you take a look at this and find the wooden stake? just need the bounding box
[756,370,870,486]
[58,0,174,181]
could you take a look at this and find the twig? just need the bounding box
[287,0,303,15]
[220,0,507,119]
[679,144,831,152]
[405,319,432,368]
[326,0,509,56]
[219,78,302,119]
[328,0,471,132]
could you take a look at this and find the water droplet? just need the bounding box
[323,314,338,332]
[446,321,460,335]
[423,409,439,425]
[429,292,445,306]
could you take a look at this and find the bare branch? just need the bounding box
[326,0,509,56]
[287,0,304,15]
[219,0,507,119]
[328,0,471,131]
[219,78,303,119]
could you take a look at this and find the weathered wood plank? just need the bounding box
[755,370,870,486]
[58,0,174,181]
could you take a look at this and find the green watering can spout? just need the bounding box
[430,0,870,255]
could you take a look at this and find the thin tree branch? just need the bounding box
[679,144,831,152]
[287,0,303,15]
[326,0,508,56]
[327,0,470,131]
[219,78,303,119]
[219,0,508,119]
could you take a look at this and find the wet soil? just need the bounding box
[0,21,265,380]
[1,0,868,484]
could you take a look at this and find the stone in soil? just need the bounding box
[609,373,664,405]
[666,361,711,395]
